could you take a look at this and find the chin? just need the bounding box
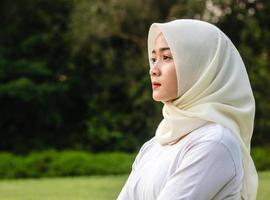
[152,93,176,103]
[152,94,167,102]
[152,94,162,102]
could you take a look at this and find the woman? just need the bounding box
[117,19,258,200]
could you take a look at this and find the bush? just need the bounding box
[251,146,270,171]
[0,147,268,179]
[0,150,137,179]
[0,153,22,178]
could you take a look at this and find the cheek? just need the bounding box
[151,63,178,102]
[165,64,178,94]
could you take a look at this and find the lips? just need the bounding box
[152,81,161,89]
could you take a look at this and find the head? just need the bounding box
[148,19,221,106]
[149,32,178,102]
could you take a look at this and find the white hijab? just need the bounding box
[148,19,257,200]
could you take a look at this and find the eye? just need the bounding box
[163,55,172,60]
[151,58,156,63]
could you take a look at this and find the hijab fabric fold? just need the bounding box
[148,19,257,200]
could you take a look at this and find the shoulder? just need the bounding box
[131,136,157,170]
[180,122,242,174]
[138,136,157,155]
[187,122,241,152]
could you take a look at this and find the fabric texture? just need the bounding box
[117,122,243,200]
[147,19,257,200]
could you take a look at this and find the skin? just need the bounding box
[149,32,178,102]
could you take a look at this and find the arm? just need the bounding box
[157,141,237,200]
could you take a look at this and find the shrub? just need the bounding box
[0,146,268,179]
[0,150,136,179]
[251,146,270,171]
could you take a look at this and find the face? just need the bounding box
[149,33,178,102]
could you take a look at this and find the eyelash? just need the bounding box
[151,56,172,63]
[151,58,156,63]
[163,56,171,60]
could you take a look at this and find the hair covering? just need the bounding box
[148,19,257,200]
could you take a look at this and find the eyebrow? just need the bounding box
[152,47,170,54]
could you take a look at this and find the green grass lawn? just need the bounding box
[0,172,269,200]
[0,175,128,200]
[258,171,270,199]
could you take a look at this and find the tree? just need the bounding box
[0,0,268,153]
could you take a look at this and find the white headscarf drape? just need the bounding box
[148,19,257,200]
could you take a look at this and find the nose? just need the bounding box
[149,63,161,76]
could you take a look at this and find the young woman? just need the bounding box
[117,19,258,200]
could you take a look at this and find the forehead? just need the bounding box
[152,33,171,54]
[154,32,169,47]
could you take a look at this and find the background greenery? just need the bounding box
[0,1,269,199]
[0,0,269,177]
[0,150,136,179]
[0,148,268,179]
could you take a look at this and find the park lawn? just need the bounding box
[0,175,128,200]
[258,171,270,199]
[0,171,269,200]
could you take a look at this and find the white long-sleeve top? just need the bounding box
[117,122,243,200]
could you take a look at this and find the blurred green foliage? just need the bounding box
[252,147,270,171]
[0,150,136,178]
[0,0,269,153]
[0,147,268,179]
